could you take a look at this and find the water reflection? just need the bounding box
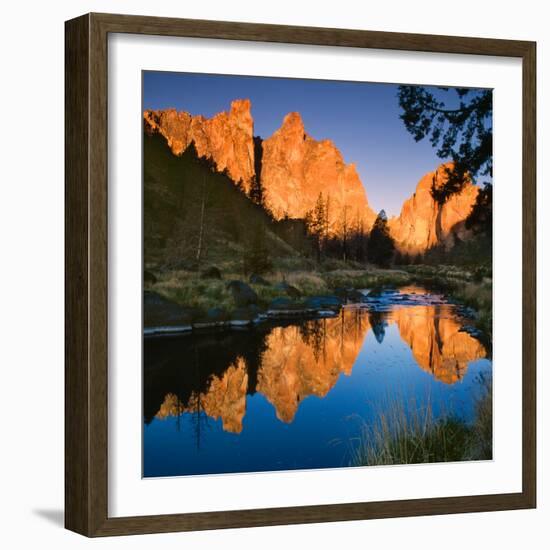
[146,298,486,436]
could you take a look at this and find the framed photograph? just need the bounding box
[65,13,536,536]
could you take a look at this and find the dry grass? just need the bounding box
[153,275,235,312]
[352,379,492,466]
[452,280,493,341]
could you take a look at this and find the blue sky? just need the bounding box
[143,72,483,216]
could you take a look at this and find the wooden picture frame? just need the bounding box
[65,12,536,537]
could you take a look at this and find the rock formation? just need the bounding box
[144,99,255,192]
[388,163,479,255]
[260,112,377,232]
[144,100,479,252]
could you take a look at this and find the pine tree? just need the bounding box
[243,223,272,275]
[309,193,327,262]
[248,175,264,207]
[398,85,492,206]
[367,210,395,267]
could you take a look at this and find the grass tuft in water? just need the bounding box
[352,378,492,467]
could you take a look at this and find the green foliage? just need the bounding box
[247,175,265,207]
[466,183,493,235]
[422,232,493,268]
[243,223,273,275]
[398,86,492,203]
[367,210,395,267]
[305,192,330,262]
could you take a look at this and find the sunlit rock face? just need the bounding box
[260,112,377,233]
[144,99,255,191]
[388,163,479,255]
[256,309,371,422]
[144,101,479,252]
[390,305,486,384]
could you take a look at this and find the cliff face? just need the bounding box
[144,98,255,192]
[388,163,479,254]
[144,101,478,251]
[261,112,377,231]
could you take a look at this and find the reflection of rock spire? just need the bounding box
[155,357,249,434]
[368,310,388,344]
[153,302,488,433]
[257,309,371,423]
[390,305,486,384]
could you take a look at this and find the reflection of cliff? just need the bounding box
[156,358,248,433]
[149,303,488,434]
[257,309,371,422]
[143,329,266,425]
[390,305,486,384]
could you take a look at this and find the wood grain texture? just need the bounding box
[65,14,90,535]
[521,42,537,509]
[64,12,537,537]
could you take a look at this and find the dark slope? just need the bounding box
[144,131,296,268]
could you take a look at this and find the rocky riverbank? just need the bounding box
[144,264,492,340]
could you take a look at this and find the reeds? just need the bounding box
[352,378,492,466]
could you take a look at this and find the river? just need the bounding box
[143,285,492,477]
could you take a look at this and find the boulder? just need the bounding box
[230,305,262,321]
[268,297,293,310]
[205,307,227,321]
[226,280,259,307]
[143,291,196,328]
[346,289,365,303]
[192,307,229,329]
[333,288,364,303]
[274,281,302,299]
[304,295,343,310]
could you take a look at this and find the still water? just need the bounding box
[143,286,492,477]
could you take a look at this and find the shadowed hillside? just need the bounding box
[144,130,296,270]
